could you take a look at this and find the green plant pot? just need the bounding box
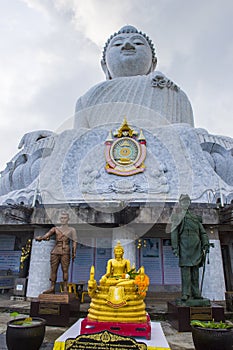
[6,317,46,350]
[191,325,233,350]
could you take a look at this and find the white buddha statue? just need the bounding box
[2,25,233,207]
[74,25,194,129]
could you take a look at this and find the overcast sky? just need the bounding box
[0,0,233,171]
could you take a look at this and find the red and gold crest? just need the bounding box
[105,118,146,176]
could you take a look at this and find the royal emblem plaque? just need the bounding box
[105,118,146,176]
[65,330,147,350]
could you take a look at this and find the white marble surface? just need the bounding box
[27,228,55,298]
[201,239,226,301]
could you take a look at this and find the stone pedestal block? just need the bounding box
[30,293,80,326]
[167,301,225,332]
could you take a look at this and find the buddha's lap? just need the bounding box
[103,278,135,286]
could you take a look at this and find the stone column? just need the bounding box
[201,227,226,301]
[112,226,136,266]
[27,228,55,298]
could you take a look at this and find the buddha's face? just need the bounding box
[105,33,154,79]
[114,247,124,259]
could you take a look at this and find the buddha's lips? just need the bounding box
[121,50,136,55]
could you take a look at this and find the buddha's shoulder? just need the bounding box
[77,71,188,109]
[87,71,185,93]
[150,71,182,92]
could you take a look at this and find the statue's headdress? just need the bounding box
[102,25,157,65]
[179,194,191,203]
[114,241,124,253]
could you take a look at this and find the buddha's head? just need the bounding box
[101,25,157,80]
[114,241,124,259]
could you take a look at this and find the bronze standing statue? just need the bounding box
[36,212,77,293]
[171,194,210,305]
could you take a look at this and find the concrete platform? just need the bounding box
[0,291,230,350]
[54,319,171,350]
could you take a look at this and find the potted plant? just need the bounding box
[6,312,46,350]
[191,320,233,350]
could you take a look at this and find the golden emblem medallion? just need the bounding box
[105,118,146,176]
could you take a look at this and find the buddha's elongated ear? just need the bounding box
[150,57,157,73]
[101,59,112,80]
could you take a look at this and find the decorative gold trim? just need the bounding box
[113,118,138,138]
[65,330,147,350]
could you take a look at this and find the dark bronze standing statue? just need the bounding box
[171,194,211,306]
[36,212,77,294]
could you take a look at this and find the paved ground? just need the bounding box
[0,291,230,350]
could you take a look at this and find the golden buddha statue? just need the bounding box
[86,241,149,323]
[99,241,131,286]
